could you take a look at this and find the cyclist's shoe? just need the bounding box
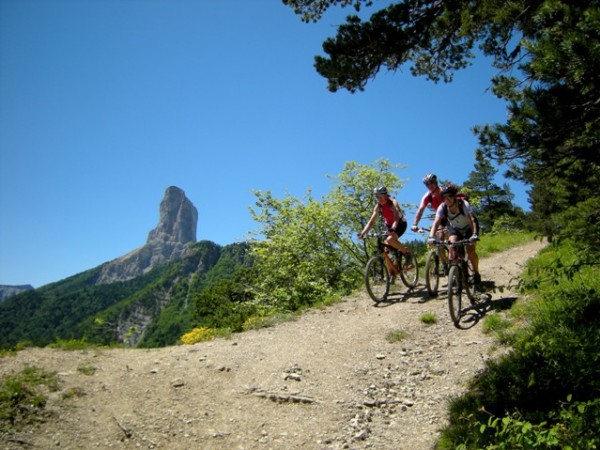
[474,272,482,285]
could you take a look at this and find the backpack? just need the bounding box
[440,198,467,218]
[441,195,479,233]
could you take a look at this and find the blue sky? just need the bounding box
[0,0,528,288]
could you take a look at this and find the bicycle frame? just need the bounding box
[362,231,419,302]
[431,237,478,325]
[366,232,399,275]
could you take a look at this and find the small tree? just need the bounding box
[463,149,522,232]
[248,159,406,310]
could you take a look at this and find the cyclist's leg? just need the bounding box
[381,247,398,276]
[435,224,449,266]
[447,226,459,263]
[386,222,411,256]
[464,229,481,283]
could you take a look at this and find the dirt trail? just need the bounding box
[0,240,546,450]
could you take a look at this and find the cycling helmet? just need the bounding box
[441,184,458,197]
[373,186,388,196]
[422,173,438,185]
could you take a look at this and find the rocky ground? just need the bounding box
[0,240,546,450]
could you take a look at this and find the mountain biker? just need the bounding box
[411,173,449,269]
[429,184,481,284]
[359,186,413,267]
[411,173,445,232]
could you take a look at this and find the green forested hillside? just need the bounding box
[0,240,251,349]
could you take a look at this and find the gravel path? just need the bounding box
[0,240,546,450]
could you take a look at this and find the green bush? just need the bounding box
[0,366,58,432]
[437,226,600,449]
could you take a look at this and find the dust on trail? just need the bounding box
[0,240,546,450]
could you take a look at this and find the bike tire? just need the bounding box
[464,260,477,302]
[365,256,390,302]
[425,251,439,297]
[447,265,462,326]
[399,252,419,289]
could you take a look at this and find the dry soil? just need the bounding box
[0,240,546,450]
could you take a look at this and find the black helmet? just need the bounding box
[422,173,438,185]
[373,186,388,196]
[441,184,458,197]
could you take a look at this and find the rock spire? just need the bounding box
[96,186,198,284]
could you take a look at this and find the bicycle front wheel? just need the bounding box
[464,260,477,302]
[425,251,439,297]
[447,265,462,326]
[365,256,390,302]
[399,252,419,289]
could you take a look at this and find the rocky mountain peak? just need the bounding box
[96,186,198,284]
[147,186,197,246]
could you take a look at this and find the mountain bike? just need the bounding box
[430,237,478,326]
[363,231,419,302]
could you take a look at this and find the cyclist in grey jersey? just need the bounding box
[429,184,481,284]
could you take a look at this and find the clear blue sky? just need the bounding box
[0,0,528,288]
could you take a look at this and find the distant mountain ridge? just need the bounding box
[0,284,34,302]
[0,187,251,349]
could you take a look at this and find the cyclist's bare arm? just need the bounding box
[359,205,379,238]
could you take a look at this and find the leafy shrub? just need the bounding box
[437,232,600,449]
[0,366,58,432]
[180,327,217,344]
[466,397,600,450]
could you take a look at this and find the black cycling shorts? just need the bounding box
[388,220,407,238]
[448,225,473,240]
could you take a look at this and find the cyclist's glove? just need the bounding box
[410,225,419,232]
[470,234,479,242]
[428,238,436,244]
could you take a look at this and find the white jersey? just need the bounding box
[435,199,473,232]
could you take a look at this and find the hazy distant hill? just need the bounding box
[0,284,34,302]
[0,187,252,349]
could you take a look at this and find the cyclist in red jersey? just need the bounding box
[411,173,445,232]
[411,173,449,269]
[358,186,413,266]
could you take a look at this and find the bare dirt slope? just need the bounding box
[0,240,546,450]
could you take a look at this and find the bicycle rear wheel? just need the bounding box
[399,252,419,289]
[425,251,439,297]
[447,265,462,326]
[365,256,390,302]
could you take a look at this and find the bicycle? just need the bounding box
[418,227,449,298]
[363,231,419,302]
[429,237,479,326]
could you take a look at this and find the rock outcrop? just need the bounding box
[96,186,198,284]
[0,284,34,302]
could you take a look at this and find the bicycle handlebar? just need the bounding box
[428,237,479,247]
[361,231,391,239]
